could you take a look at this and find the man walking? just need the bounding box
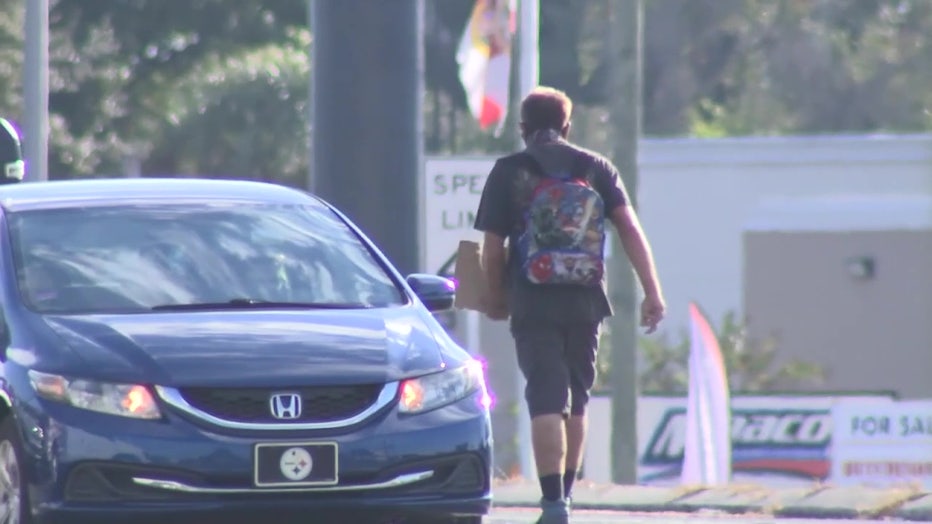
[473,86,665,523]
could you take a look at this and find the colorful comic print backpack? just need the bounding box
[516,152,606,286]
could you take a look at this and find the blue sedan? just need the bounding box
[0,179,492,524]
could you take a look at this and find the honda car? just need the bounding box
[0,179,492,523]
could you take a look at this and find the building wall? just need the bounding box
[743,224,932,398]
[637,134,932,335]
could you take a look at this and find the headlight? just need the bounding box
[398,360,490,414]
[399,360,490,413]
[28,370,161,420]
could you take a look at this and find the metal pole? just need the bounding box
[122,153,141,177]
[518,0,539,96]
[24,0,49,182]
[312,0,424,276]
[608,0,644,484]
[515,0,540,481]
[306,0,316,192]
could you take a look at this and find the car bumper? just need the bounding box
[19,392,493,524]
[36,497,491,524]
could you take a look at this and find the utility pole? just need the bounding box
[312,0,425,276]
[306,1,315,192]
[24,0,49,181]
[607,0,644,484]
[514,0,540,481]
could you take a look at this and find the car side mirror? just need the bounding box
[406,273,456,312]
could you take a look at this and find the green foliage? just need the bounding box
[0,0,23,115]
[145,30,311,186]
[636,309,827,394]
[0,0,308,179]
[1,0,931,178]
[659,0,932,137]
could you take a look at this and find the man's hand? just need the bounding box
[481,292,509,321]
[640,293,666,334]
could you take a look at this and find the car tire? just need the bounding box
[0,417,29,524]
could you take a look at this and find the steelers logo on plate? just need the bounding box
[279,447,314,481]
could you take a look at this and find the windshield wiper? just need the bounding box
[151,298,372,311]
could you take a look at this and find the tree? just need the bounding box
[2,0,931,180]
[606,309,827,394]
[0,0,23,118]
[143,32,311,186]
[0,0,309,178]
[642,0,932,137]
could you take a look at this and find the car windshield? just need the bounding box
[7,201,406,314]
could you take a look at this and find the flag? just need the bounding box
[456,0,517,133]
[681,302,732,485]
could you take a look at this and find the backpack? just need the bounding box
[516,152,606,286]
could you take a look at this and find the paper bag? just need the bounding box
[452,240,486,312]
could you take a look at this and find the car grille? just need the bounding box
[178,384,384,423]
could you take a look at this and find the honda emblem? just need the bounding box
[269,393,303,420]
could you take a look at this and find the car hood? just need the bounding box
[37,306,448,387]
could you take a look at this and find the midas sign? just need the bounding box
[642,408,832,482]
[629,394,894,486]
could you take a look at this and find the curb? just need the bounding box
[490,481,932,521]
[899,495,932,522]
[772,486,919,520]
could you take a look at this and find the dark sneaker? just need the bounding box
[534,497,569,524]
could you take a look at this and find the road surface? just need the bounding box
[487,508,898,523]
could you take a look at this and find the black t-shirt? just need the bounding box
[473,137,630,325]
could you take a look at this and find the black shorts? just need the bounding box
[510,320,601,418]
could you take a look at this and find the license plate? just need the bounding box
[253,441,339,487]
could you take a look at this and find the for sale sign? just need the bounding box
[831,399,932,489]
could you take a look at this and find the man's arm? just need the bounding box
[592,154,665,331]
[609,205,662,299]
[592,156,662,298]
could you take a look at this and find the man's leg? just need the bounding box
[563,414,587,497]
[564,321,601,499]
[531,413,566,500]
[512,322,571,523]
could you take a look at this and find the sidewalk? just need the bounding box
[491,478,932,521]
